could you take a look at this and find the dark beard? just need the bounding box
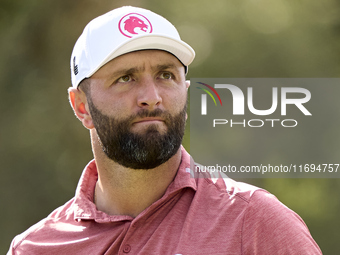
[87,97,187,169]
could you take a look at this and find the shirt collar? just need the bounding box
[73,146,197,222]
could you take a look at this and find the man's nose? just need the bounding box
[137,78,162,109]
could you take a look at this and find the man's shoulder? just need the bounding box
[10,198,75,250]
[195,169,269,205]
[193,172,322,254]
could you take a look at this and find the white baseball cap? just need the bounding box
[70,6,195,88]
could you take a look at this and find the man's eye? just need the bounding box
[117,75,132,83]
[160,72,173,80]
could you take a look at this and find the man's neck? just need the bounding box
[93,144,182,218]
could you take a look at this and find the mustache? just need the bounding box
[126,108,174,126]
[134,108,167,118]
[133,102,187,121]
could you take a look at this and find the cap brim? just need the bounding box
[86,34,195,78]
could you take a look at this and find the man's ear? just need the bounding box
[185,80,190,89]
[68,87,94,129]
[185,80,190,120]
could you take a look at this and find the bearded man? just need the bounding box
[8,6,322,255]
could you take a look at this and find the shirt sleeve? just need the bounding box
[241,190,322,255]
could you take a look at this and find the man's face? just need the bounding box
[85,50,189,169]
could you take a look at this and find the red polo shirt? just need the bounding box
[8,147,322,254]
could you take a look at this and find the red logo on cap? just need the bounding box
[118,13,153,38]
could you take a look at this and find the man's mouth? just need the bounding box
[133,117,164,125]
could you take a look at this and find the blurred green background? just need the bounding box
[1,0,339,253]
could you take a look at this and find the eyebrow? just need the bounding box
[153,63,178,72]
[108,66,145,81]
